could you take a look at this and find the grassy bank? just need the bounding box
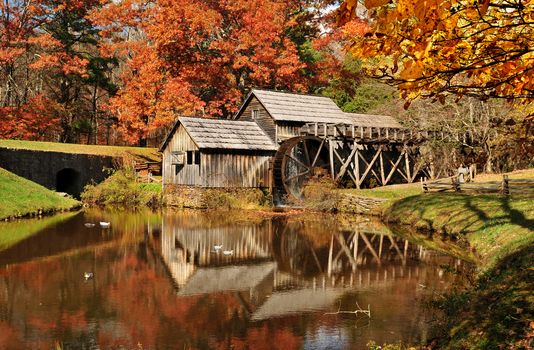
[0,168,80,220]
[81,169,162,208]
[381,192,533,348]
[0,139,160,162]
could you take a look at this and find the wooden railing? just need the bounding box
[300,122,476,144]
[422,175,534,195]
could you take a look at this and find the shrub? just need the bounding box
[302,171,340,212]
[81,169,161,208]
[201,188,269,210]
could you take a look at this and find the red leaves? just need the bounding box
[92,0,340,143]
[0,95,62,140]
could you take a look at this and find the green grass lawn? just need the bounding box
[342,182,422,200]
[342,168,534,204]
[0,167,81,220]
[0,139,160,162]
[384,193,534,267]
[382,190,534,349]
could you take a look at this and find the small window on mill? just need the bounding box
[186,151,193,165]
[252,109,260,120]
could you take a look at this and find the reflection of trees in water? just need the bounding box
[0,211,467,349]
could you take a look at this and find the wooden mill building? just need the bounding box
[161,89,415,198]
[160,117,277,187]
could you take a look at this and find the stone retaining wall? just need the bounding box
[0,148,116,198]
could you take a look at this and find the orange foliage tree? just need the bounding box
[338,0,534,103]
[0,0,116,143]
[92,0,351,144]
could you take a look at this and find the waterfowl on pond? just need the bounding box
[99,222,111,228]
[84,272,94,280]
[223,250,234,256]
[84,223,96,228]
[214,244,223,250]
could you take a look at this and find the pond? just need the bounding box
[0,210,468,349]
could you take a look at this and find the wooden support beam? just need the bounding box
[357,146,383,187]
[353,230,359,263]
[410,156,424,183]
[387,236,406,265]
[379,151,385,185]
[336,234,358,268]
[354,148,361,189]
[333,147,358,185]
[404,149,411,182]
[311,139,325,167]
[378,235,384,258]
[360,233,381,264]
[335,142,359,182]
[329,139,335,180]
[384,149,407,185]
[327,235,334,277]
[309,245,323,273]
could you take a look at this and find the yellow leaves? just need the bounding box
[338,0,359,24]
[400,60,424,80]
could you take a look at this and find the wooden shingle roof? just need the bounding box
[238,89,403,128]
[161,117,277,152]
[251,89,348,123]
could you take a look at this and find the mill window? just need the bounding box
[252,109,260,120]
[186,150,201,166]
[187,151,193,165]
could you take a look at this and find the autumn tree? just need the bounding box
[92,0,354,144]
[339,0,534,103]
[0,0,116,143]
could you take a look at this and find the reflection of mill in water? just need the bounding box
[159,216,460,321]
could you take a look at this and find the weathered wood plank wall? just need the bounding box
[238,96,277,142]
[163,125,273,188]
[201,152,272,188]
[162,126,200,186]
[276,122,303,141]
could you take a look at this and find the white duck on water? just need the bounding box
[222,250,234,256]
[84,272,94,280]
[99,222,111,228]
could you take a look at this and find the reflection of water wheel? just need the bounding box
[273,136,329,200]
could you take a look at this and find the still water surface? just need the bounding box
[0,210,466,349]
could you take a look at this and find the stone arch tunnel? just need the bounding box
[0,148,116,198]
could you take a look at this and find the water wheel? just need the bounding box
[273,136,330,200]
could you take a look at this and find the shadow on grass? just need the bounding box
[435,245,534,349]
[385,193,533,237]
[385,192,534,348]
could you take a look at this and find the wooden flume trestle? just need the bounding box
[272,121,460,200]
